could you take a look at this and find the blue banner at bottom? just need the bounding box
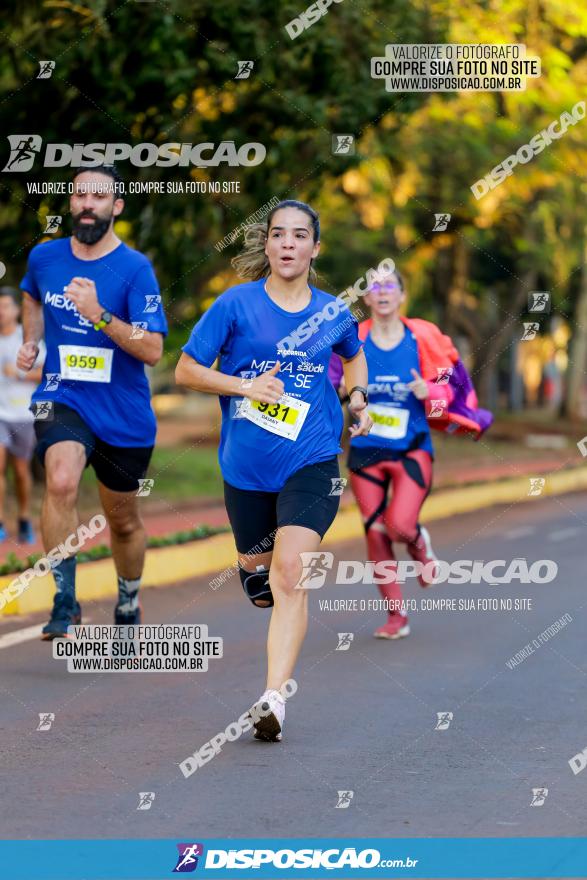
[1,838,586,879]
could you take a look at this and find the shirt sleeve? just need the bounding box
[20,251,41,301]
[127,262,168,335]
[182,294,235,368]
[331,314,362,360]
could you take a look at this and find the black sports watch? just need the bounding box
[93,310,113,331]
[349,385,369,405]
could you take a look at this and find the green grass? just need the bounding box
[76,444,224,510]
[143,445,223,499]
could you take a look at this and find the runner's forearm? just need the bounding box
[21,292,44,346]
[101,317,163,366]
[22,367,43,383]
[175,353,246,397]
[340,348,368,392]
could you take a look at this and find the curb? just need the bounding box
[2,465,585,618]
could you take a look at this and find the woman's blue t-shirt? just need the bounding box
[350,329,433,455]
[183,280,362,491]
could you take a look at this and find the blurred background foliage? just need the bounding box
[1,0,587,414]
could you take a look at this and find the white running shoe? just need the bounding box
[408,525,440,587]
[249,689,285,742]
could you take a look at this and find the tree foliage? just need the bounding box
[1,0,586,405]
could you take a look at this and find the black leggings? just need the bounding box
[224,457,341,555]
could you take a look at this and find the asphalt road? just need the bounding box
[2,492,587,841]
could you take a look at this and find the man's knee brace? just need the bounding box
[239,565,273,608]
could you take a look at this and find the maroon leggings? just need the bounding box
[349,449,433,607]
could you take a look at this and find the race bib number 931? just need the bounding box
[240,393,309,441]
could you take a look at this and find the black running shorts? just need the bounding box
[34,403,154,493]
[223,457,341,555]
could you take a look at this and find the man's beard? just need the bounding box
[72,211,112,244]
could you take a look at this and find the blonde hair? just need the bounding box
[231,200,319,283]
[231,222,271,281]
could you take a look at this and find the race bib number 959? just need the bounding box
[58,345,113,383]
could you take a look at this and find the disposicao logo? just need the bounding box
[2,136,266,171]
[173,842,204,872]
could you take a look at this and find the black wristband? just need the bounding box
[349,386,369,405]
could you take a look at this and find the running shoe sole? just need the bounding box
[250,701,282,742]
[374,623,411,640]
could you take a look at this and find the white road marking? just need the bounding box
[505,526,536,540]
[548,527,581,542]
[0,623,48,649]
[0,619,91,650]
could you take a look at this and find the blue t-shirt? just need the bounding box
[21,238,168,447]
[182,279,362,491]
[351,328,433,455]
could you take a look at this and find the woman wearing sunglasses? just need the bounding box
[329,268,492,639]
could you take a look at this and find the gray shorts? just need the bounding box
[0,419,36,460]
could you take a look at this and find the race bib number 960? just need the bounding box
[368,404,409,440]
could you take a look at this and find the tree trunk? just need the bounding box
[563,227,587,420]
[445,235,469,339]
[431,245,452,327]
[475,263,538,406]
[474,220,539,407]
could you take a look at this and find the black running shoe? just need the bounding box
[114,603,142,625]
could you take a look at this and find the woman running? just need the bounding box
[330,269,492,640]
[176,200,372,741]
